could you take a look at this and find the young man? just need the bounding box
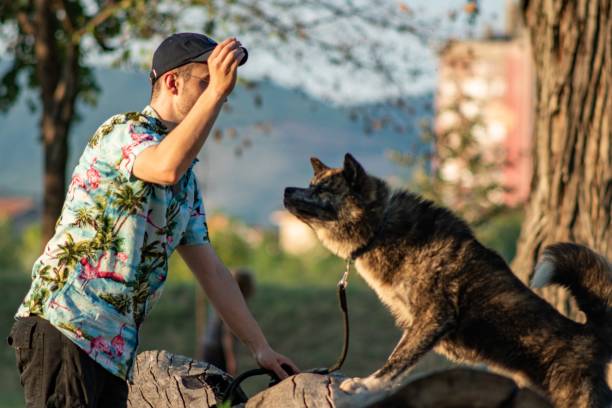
[8,32,298,407]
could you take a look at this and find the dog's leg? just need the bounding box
[341,304,454,393]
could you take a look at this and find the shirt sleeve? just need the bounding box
[180,177,210,246]
[98,115,162,181]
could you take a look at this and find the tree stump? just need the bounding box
[127,350,246,407]
[128,350,552,408]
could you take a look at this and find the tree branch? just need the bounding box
[53,0,75,37]
[16,10,35,36]
[74,0,131,41]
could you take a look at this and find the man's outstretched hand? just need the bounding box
[254,345,300,380]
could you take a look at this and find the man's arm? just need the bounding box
[133,38,244,185]
[177,243,299,379]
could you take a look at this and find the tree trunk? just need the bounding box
[127,350,552,407]
[512,0,611,317]
[42,114,71,244]
[33,0,80,244]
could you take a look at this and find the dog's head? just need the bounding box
[283,153,389,258]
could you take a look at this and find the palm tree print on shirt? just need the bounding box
[16,106,207,380]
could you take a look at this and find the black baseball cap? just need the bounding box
[149,32,248,83]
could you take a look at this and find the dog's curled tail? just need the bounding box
[531,242,611,338]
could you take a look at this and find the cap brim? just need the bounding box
[191,47,248,66]
[192,50,214,63]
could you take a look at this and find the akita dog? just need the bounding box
[283,154,611,408]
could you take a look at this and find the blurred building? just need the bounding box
[270,210,318,255]
[0,196,37,230]
[436,1,534,207]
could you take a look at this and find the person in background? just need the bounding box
[202,267,255,375]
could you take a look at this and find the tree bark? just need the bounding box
[512,0,611,317]
[127,350,552,407]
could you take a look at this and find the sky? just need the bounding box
[83,0,510,105]
[236,0,510,104]
[0,1,510,105]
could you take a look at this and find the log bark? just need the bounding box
[128,351,552,407]
[512,0,611,317]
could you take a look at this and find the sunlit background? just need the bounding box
[0,1,536,405]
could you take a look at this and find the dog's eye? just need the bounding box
[311,184,327,193]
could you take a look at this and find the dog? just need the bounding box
[283,153,612,407]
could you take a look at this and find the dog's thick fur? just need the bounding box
[284,154,612,408]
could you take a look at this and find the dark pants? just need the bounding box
[7,316,128,408]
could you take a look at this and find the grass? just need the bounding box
[0,275,30,408]
[1,269,454,406]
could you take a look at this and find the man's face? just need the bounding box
[175,62,210,121]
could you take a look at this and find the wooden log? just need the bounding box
[128,351,552,408]
[127,350,246,408]
[246,368,552,408]
[368,368,552,408]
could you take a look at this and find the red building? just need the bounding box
[436,13,534,207]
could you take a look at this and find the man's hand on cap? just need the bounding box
[207,38,243,100]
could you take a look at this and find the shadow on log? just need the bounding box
[128,351,552,407]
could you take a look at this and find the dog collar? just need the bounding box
[349,225,382,261]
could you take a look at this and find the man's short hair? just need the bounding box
[150,63,195,101]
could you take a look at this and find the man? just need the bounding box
[8,32,298,407]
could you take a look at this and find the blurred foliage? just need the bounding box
[167,214,344,287]
[16,222,42,272]
[0,220,21,272]
[390,95,508,227]
[388,105,523,262]
[473,208,523,262]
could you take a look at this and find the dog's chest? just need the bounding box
[355,259,413,326]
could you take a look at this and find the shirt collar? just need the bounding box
[142,105,169,135]
[142,105,159,119]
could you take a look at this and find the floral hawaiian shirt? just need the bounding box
[15,106,209,380]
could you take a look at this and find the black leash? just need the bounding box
[221,262,353,405]
[315,258,352,375]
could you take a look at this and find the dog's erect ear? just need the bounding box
[310,157,329,176]
[343,153,366,187]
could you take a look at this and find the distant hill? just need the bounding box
[0,68,432,224]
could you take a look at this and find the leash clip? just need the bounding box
[339,258,351,288]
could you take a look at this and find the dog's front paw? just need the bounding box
[339,376,385,394]
[339,377,369,394]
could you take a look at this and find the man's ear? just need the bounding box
[162,71,179,95]
[310,157,329,176]
[343,153,366,187]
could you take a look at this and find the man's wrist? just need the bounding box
[202,86,227,105]
[245,336,270,355]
